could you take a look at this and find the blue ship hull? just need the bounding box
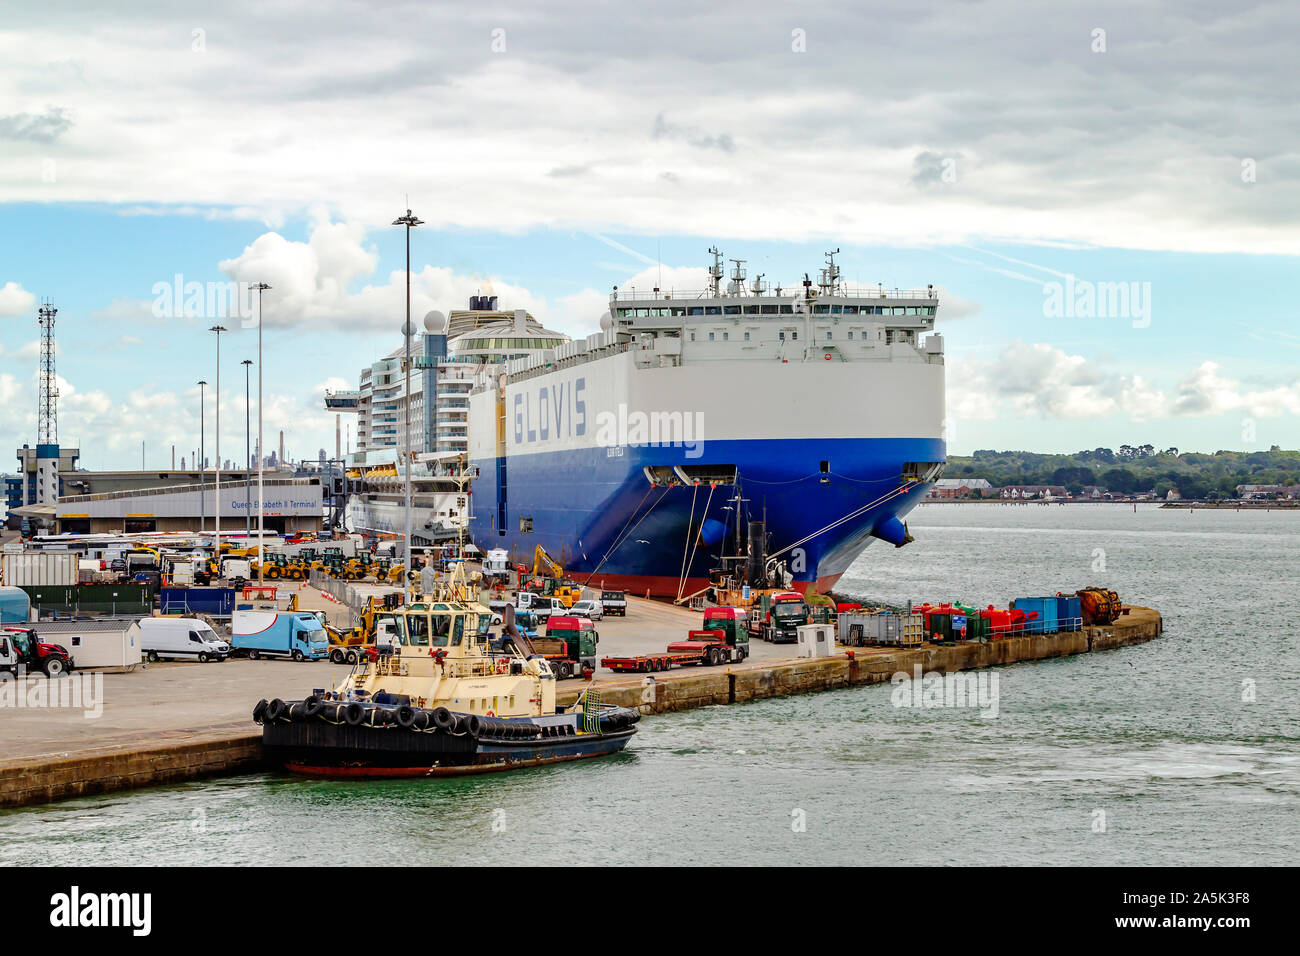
[469,436,943,596]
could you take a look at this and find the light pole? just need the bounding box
[393,207,423,602]
[251,283,271,585]
[198,380,207,534]
[210,325,226,560]
[242,359,253,536]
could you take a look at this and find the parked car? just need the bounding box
[569,598,604,621]
[137,617,230,663]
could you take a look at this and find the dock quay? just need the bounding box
[0,593,1162,809]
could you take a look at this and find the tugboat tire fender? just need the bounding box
[343,702,366,726]
[266,698,288,722]
[252,698,268,723]
[432,707,455,731]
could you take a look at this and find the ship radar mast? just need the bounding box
[727,258,747,296]
[818,248,842,296]
[707,246,724,296]
[751,273,767,296]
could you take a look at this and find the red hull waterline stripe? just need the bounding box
[583,572,843,598]
[284,749,622,778]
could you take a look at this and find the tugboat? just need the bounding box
[253,568,639,777]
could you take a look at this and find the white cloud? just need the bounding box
[2,1,1298,254]
[1173,362,1300,419]
[951,342,1300,425]
[0,282,35,317]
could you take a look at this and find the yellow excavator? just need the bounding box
[323,597,399,664]
[527,545,582,607]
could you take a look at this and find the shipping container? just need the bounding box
[2,552,78,587]
[1011,597,1059,634]
[158,586,236,618]
[837,611,924,646]
[1056,595,1082,631]
[22,583,153,618]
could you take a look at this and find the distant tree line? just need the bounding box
[947,446,1299,499]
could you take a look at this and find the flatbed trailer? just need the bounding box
[601,628,744,673]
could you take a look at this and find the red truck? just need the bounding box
[601,607,750,673]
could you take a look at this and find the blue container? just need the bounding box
[1056,595,1082,631]
[0,586,31,623]
[159,586,235,617]
[1011,597,1059,634]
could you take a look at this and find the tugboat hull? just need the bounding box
[257,700,638,778]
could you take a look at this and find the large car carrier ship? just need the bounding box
[465,250,947,598]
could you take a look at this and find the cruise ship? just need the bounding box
[327,299,570,545]
[464,250,947,597]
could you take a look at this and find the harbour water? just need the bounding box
[3,504,1296,866]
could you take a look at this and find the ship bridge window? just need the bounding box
[430,614,451,647]
[843,306,859,315]
[779,304,793,314]
[688,307,704,316]
[705,306,721,315]
[831,305,843,314]
[450,616,465,646]
[724,305,741,315]
[403,614,430,647]
[744,305,760,315]
[813,304,830,314]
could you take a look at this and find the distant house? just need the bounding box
[1236,484,1297,500]
[999,485,1069,500]
[1079,486,1111,500]
[928,478,995,499]
[1166,488,1182,501]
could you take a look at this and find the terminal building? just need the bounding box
[51,476,324,535]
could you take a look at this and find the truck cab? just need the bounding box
[231,611,329,661]
[600,590,627,617]
[748,592,808,644]
[537,615,599,679]
[701,607,750,652]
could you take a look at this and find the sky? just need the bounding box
[1,0,1297,470]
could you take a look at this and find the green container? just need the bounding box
[966,615,990,641]
[929,612,953,642]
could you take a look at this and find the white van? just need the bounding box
[515,592,566,621]
[138,617,230,663]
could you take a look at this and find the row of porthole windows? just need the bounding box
[688,328,914,343]
[619,305,936,318]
